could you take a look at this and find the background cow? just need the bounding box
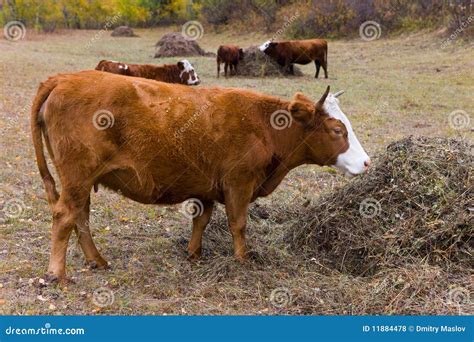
[95,59,200,85]
[217,45,244,77]
[259,39,328,78]
[31,70,369,282]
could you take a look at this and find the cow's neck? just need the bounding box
[258,99,308,196]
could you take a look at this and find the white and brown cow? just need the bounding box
[95,59,200,85]
[31,70,369,282]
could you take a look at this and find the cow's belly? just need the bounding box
[97,168,223,205]
[293,55,313,64]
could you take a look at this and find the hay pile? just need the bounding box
[287,136,473,276]
[154,32,215,58]
[111,26,137,37]
[238,46,303,77]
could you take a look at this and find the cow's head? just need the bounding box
[177,59,200,85]
[288,86,370,176]
[259,40,277,54]
[238,48,244,60]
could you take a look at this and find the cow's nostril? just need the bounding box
[364,159,371,168]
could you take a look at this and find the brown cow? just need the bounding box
[217,45,244,78]
[259,39,328,78]
[95,59,200,85]
[31,70,369,282]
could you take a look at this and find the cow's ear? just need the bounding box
[177,61,184,70]
[289,92,315,126]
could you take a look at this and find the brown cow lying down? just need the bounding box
[95,59,200,85]
[217,45,244,77]
[31,70,370,282]
[259,39,328,78]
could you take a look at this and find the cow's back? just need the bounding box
[42,71,275,203]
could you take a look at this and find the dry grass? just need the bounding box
[0,27,472,315]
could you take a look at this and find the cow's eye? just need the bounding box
[333,127,342,135]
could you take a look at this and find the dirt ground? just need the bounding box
[0,27,472,315]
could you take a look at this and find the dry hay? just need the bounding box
[111,26,138,37]
[168,136,472,314]
[287,136,473,276]
[238,45,303,77]
[154,32,215,58]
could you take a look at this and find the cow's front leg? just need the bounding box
[224,184,254,260]
[187,200,214,260]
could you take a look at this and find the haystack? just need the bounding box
[154,32,215,58]
[287,136,473,276]
[238,45,303,77]
[111,26,137,37]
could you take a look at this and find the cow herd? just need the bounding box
[32,36,369,282]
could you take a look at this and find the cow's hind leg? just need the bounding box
[224,62,229,77]
[315,60,321,78]
[75,195,108,269]
[322,60,328,79]
[47,185,91,282]
[217,60,221,78]
[187,200,214,260]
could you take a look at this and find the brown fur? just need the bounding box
[262,39,328,78]
[95,60,199,85]
[217,45,244,78]
[31,70,349,281]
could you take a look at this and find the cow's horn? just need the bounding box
[316,86,330,107]
[333,90,345,98]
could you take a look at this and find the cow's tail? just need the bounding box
[324,42,328,67]
[31,78,60,208]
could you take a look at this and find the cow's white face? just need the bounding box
[179,59,200,85]
[324,93,370,176]
[259,40,271,52]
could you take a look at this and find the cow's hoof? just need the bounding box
[44,272,72,285]
[86,259,109,270]
[187,250,202,261]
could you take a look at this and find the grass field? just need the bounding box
[0,26,472,315]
